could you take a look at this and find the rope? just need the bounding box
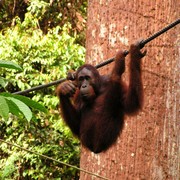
[0,138,109,180]
[13,18,179,95]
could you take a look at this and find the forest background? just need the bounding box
[0,0,87,179]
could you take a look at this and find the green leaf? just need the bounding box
[0,60,22,71]
[13,95,47,113]
[1,93,47,113]
[0,95,9,120]
[5,98,20,117]
[5,97,32,122]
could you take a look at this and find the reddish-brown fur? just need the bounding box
[56,42,146,153]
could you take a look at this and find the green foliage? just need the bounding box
[0,152,19,179]
[0,93,47,121]
[0,61,47,121]
[1,94,32,121]
[0,1,86,179]
[0,0,87,45]
[0,16,85,92]
[0,60,22,71]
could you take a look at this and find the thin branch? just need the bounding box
[0,138,109,180]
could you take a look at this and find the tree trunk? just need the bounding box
[80,0,179,179]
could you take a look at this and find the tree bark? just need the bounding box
[80,0,180,179]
